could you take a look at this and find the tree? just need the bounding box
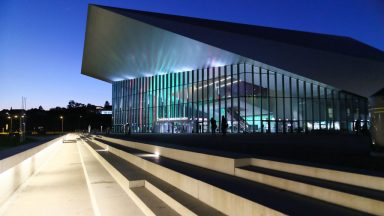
[68,100,76,109]
[104,101,111,109]
[38,105,44,110]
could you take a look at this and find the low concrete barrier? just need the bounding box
[101,136,239,175]
[250,158,384,191]
[99,136,384,192]
[91,138,284,216]
[0,136,64,206]
[235,167,384,215]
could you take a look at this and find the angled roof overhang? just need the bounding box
[81,5,384,97]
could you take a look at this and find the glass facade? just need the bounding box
[112,63,368,134]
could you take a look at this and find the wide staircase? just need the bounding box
[79,135,384,216]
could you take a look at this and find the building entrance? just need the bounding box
[155,118,194,133]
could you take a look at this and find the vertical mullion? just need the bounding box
[237,63,241,133]
[187,71,189,119]
[282,75,286,133]
[243,64,247,132]
[311,83,314,130]
[331,89,335,129]
[318,85,321,130]
[207,68,210,133]
[224,66,227,121]
[196,69,199,133]
[142,78,145,132]
[259,67,263,133]
[212,68,215,129]
[275,72,278,133]
[202,69,205,133]
[267,70,270,133]
[191,70,194,131]
[218,67,222,130]
[303,81,307,132]
[296,79,300,132]
[140,77,143,132]
[289,77,293,133]
[231,65,234,133]
[252,65,255,132]
[324,87,328,130]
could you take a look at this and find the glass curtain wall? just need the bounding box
[112,63,368,134]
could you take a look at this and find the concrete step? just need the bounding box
[248,158,384,192]
[90,137,367,216]
[82,138,224,216]
[131,187,179,216]
[76,140,145,216]
[95,136,384,192]
[92,135,384,215]
[235,166,384,215]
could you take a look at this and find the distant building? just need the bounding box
[81,5,384,134]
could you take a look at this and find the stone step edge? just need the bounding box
[81,139,197,216]
[98,136,384,192]
[90,138,284,216]
[235,167,384,215]
[248,158,384,192]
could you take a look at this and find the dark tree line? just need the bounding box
[0,100,112,133]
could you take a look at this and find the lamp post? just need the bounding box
[79,115,82,132]
[7,116,12,133]
[21,115,25,142]
[60,116,64,133]
[14,115,19,134]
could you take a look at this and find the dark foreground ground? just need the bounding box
[105,132,384,175]
[0,135,60,159]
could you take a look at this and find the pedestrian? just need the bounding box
[127,123,131,135]
[221,115,228,135]
[355,119,361,135]
[210,117,217,134]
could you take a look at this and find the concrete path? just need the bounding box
[0,135,144,216]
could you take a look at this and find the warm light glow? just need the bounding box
[96,149,108,152]
[60,116,63,119]
[137,153,160,158]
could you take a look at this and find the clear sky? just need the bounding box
[1,0,383,110]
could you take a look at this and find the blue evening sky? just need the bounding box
[1,0,383,110]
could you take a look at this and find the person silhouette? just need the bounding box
[221,115,228,135]
[210,117,217,134]
[355,119,361,135]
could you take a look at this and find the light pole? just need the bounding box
[79,115,82,132]
[7,116,12,133]
[60,116,64,133]
[14,115,19,133]
[21,115,25,142]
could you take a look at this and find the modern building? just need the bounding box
[81,5,384,134]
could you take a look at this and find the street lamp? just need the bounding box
[79,115,82,132]
[7,116,12,133]
[60,116,64,133]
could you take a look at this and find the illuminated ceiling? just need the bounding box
[82,5,384,97]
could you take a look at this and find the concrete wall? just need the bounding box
[0,136,64,206]
[101,136,238,175]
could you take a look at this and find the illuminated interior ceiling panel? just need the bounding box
[82,5,384,97]
[82,6,249,81]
